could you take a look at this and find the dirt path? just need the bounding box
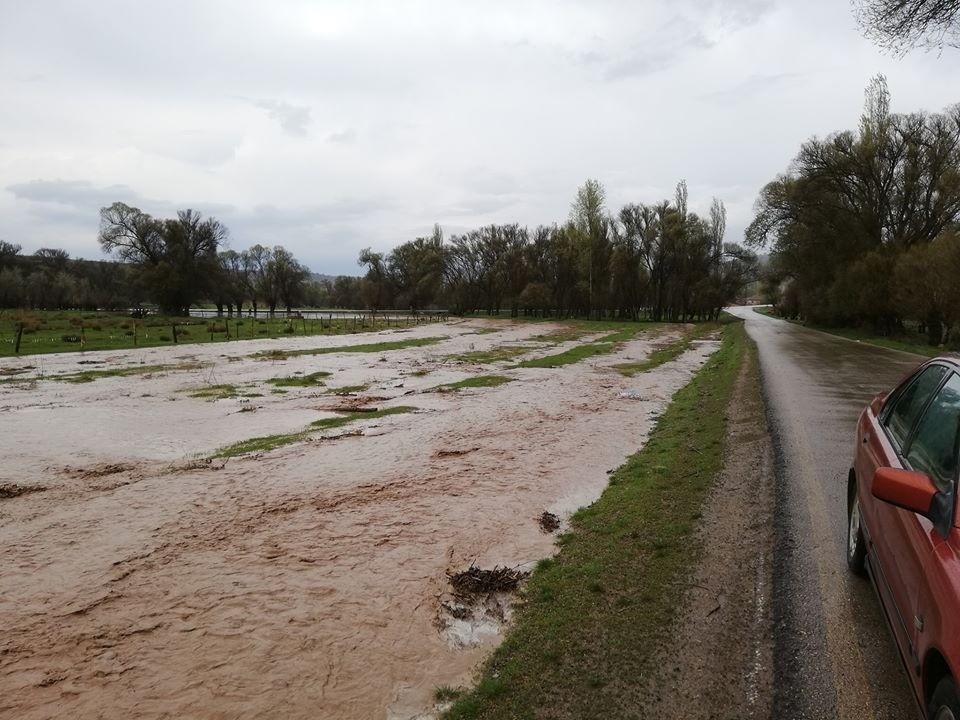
[0,320,719,720]
[643,338,775,718]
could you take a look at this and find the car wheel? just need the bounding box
[847,490,867,576]
[929,677,960,720]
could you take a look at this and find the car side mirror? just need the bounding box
[871,467,938,517]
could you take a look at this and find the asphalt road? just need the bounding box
[727,307,924,720]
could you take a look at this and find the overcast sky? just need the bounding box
[1,1,958,275]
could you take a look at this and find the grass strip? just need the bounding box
[1,310,440,358]
[451,346,536,364]
[614,322,721,376]
[516,342,616,368]
[55,363,201,383]
[252,336,446,360]
[211,406,417,458]
[752,308,932,357]
[435,375,513,391]
[188,383,241,399]
[310,406,416,431]
[518,324,669,369]
[443,321,746,719]
[266,371,331,387]
[332,383,370,395]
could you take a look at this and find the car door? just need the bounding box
[895,372,960,667]
[858,363,948,665]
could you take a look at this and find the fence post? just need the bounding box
[14,323,23,354]
[172,324,178,343]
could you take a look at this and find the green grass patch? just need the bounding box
[614,322,721,376]
[0,310,438,358]
[436,375,513,391]
[518,323,669,369]
[212,406,417,459]
[54,363,199,383]
[252,336,447,360]
[517,342,616,368]
[443,322,747,720]
[211,431,311,459]
[188,383,241,400]
[332,384,370,394]
[435,686,465,703]
[266,371,331,387]
[529,320,665,345]
[452,346,536,364]
[310,405,416,431]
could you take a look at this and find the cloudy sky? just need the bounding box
[1,1,958,275]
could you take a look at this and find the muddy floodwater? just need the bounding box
[0,319,719,720]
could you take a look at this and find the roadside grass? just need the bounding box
[0,310,436,358]
[266,371,331,387]
[211,405,417,458]
[443,321,747,720]
[753,307,934,357]
[614,322,722,376]
[251,336,447,360]
[451,346,536,364]
[435,375,513,391]
[53,362,203,383]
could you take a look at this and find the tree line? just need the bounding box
[1,184,758,321]
[747,76,960,345]
[0,204,327,315]
[358,180,757,321]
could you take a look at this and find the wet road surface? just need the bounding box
[727,307,923,719]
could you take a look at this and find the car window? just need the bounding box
[885,365,948,449]
[906,373,960,495]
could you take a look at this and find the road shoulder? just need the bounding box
[643,335,775,718]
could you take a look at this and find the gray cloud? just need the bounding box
[1,0,958,275]
[7,179,147,209]
[248,99,312,136]
[328,128,358,144]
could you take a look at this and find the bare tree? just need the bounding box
[855,0,960,52]
[99,203,226,315]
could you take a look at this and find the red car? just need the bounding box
[849,356,960,719]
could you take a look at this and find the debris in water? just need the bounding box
[447,564,530,599]
[433,447,479,458]
[0,482,46,500]
[618,390,643,400]
[538,511,561,532]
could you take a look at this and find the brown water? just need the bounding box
[0,320,719,720]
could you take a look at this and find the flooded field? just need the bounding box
[0,319,719,720]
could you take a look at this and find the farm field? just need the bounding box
[0,309,437,357]
[0,317,720,720]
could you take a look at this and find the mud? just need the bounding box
[643,337,775,718]
[0,320,719,720]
